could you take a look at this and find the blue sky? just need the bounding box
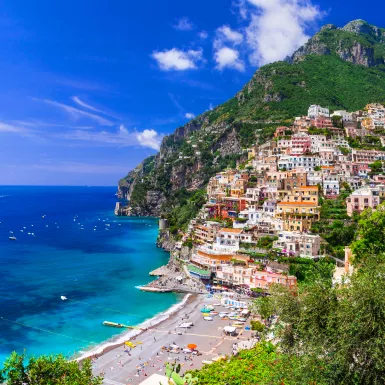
[0,0,384,186]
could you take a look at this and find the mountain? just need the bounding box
[118,20,385,232]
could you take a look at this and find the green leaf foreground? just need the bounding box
[0,352,103,385]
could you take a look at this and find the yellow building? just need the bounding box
[276,201,320,231]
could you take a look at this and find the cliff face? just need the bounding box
[290,20,385,68]
[118,19,385,224]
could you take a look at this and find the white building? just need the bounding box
[331,110,353,122]
[323,175,340,196]
[278,155,325,172]
[273,231,321,258]
[310,135,327,152]
[307,171,323,186]
[308,105,330,119]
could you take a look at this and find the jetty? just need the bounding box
[103,321,134,329]
[149,265,171,276]
[138,286,172,293]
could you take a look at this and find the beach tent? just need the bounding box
[178,322,193,328]
[223,326,237,335]
[138,373,170,385]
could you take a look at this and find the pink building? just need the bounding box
[312,116,333,129]
[291,133,311,154]
[346,187,380,216]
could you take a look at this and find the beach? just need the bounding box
[90,293,254,385]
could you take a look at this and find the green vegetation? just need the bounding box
[277,257,336,283]
[256,236,277,249]
[163,189,207,234]
[0,352,103,385]
[189,343,295,385]
[350,202,385,265]
[250,320,265,332]
[369,160,384,176]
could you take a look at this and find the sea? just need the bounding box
[0,186,181,365]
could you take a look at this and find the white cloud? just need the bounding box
[56,124,162,150]
[198,30,208,39]
[135,129,163,150]
[173,17,194,31]
[0,122,30,134]
[216,25,244,45]
[245,0,323,65]
[185,112,195,119]
[214,47,245,71]
[71,96,110,115]
[41,99,114,126]
[152,48,203,71]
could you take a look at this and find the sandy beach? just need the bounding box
[90,294,254,385]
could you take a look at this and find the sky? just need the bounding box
[1,0,384,186]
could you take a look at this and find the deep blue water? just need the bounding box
[0,186,179,365]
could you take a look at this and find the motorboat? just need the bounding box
[9,236,16,241]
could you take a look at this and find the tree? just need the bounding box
[369,160,384,176]
[351,203,385,265]
[268,259,385,384]
[251,296,274,321]
[0,352,103,385]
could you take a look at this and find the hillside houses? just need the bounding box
[181,103,385,293]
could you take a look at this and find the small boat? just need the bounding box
[61,296,67,300]
[9,236,17,241]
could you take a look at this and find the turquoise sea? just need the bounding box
[0,186,180,365]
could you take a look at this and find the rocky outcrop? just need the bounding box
[156,229,174,251]
[290,19,385,68]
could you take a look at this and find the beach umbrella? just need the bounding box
[187,344,197,350]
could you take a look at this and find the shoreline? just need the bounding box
[91,292,254,384]
[76,293,194,363]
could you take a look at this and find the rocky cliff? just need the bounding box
[289,20,385,68]
[118,19,385,230]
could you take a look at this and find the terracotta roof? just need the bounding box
[277,202,318,206]
[295,186,318,190]
[197,251,233,259]
[219,228,243,233]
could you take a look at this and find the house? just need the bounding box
[273,231,321,257]
[312,116,333,128]
[278,155,322,172]
[291,133,311,154]
[216,265,297,290]
[193,222,221,244]
[323,175,340,197]
[275,201,320,231]
[308,105,330,119]
[331,110,354,122]
[346,187,380,216]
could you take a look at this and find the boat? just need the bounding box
[9,236,16,241]
[61,296,67,300]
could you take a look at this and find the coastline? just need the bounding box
[76,293,194,362]
[91,292,254,385]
